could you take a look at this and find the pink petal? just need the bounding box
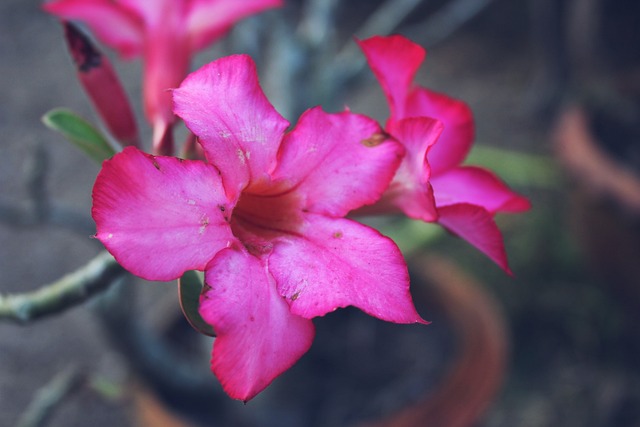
[142,27,191,140]
[269,214,425,324]
[357,35,425,121]
[63,23,139,147]
[117,0,178,28]
[92,147,234,281]
[271,107,404,216]
[43,0,144,58]
[200,246,314,402]
[380,117,443,221]
[187,0,283,52]
[437,204,511,273]
[431,166,531,213]
[407,88,475,174]
[173,55,290,200]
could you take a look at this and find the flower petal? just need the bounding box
[117,0,176,28]
[43,0,144,58]
[437,203,511,273]
[143,27,190,136]
[173,55,290,200]
[92,147,234,281]
[432,166,531,213]
[200,246,315,402]
[380,117,443,221]
[357,35,425,121]
[187,0,283,52]
[63,23,139,147]
[270,214,425,324]
[407,88,475,174]
[271,107,404,216]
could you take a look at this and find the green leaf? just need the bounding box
[42,108,116,163]
[178,270,216,337]
[379,217,444,256]
[465,145,559,188]
[89,375,124,400]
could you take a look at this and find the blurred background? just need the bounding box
[1,0,640,426]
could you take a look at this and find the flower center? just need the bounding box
[230,181,305,254]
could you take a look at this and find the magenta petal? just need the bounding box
[200,247,315,402]
[272,107,404,216]
[173,55,290,199]
[44,0,144,58]
[432,166,531,214]
[63,23,139,147]
[357,35,425,121]
[382,117,443,221]
[187,0,283,52]
[270,214,425,324]
[143,28,191,141]
[407,88,475,174]
[117,0,175,27]
[437,204,511,273]
[92,147,234,281]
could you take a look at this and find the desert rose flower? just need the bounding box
[358,35,530,272]
[91,55,425,401]
[44,0,282,153]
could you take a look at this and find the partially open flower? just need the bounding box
[358,35,531,272]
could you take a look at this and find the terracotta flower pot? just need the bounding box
[132,255,508,427]
[363,255,508,427]
[554,105,640,313]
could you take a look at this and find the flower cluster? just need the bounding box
[93,54,424,401]
[47,1,529,402]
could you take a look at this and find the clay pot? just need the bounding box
[133,254,508,427]
[554,105,640,312]
[364,255,508,427]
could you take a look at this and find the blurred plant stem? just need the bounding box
[407,0,497,47]
[0,142,95,234]
[258,0,486,119]
[0,251,123,323]
[15,367,82,427]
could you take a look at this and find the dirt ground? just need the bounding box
[2,1,640,427]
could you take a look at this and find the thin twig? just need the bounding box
[26,143,51,222]
[1,142,95,235]
[336,0,423,66]
[299,0,339,49]
[299,0,342,114]
[331,0,423,97]
[0,251,124,323]
[15,367,83,427]
[263,8,303,119]
[406,0,497,48]
[332,0,497,97]
[349,0,423,41]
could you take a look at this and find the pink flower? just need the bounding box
[63,22,140,147]
[91,55,425,401]
[357,35,531,272]
[44,0,282,153]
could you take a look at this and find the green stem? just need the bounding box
[16,367,82,427]
[0,251,124,324]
